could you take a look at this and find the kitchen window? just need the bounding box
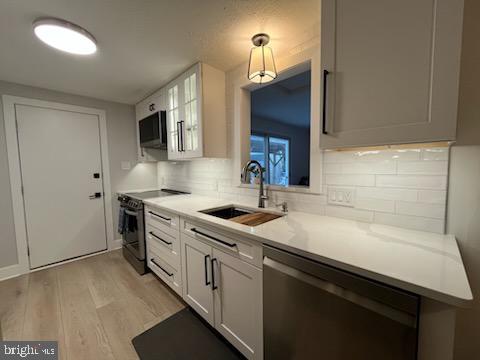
[250,134,290,186]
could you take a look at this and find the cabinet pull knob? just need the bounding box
[149,103,155,111]
[322,70,330,135]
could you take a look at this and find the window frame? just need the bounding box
[250,132,291,186]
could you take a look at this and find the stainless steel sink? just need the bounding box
[200,206,254,219]
[200,205,284,226]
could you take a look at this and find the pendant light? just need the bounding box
[248,33,277,84]
[33,18,97,55]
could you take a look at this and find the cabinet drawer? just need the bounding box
[181,219,262,268]
[146,225,180,270]
[147,248,182,296]
[145,207,180,237]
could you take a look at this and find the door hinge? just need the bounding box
[27,246,30,256]
[21,185,24,195]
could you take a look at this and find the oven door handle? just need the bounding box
[124,209,138,216]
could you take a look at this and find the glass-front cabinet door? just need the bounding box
[182,64,203,158]
[165,63,204,160]
[166,83,182,160]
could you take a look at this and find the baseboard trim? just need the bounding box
[0,244,124,282]
[0,263,27,282]
[112,238,123,250]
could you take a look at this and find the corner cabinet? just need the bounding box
[166,63,226,160]
[135,89,168,162]
[319,0,464,148]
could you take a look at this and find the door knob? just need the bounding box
[89,192,102,199]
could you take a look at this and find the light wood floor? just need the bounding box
[0,250,185,360]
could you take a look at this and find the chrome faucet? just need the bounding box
[241,160,268,208]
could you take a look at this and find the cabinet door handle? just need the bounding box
[149,103,155,111]
[149,231,172,245]
[180,120,185,152]
[322,69,330,135]
[190,228,237,249]
[204,254,211,286]
[151,258,173,277]
[148,211,171,223]
[176,121,181,152]
[211,258,218,290]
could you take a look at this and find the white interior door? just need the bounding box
[16,104,107,269]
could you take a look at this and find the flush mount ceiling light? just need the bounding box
[248,33,277,84]
[33,18,97,55]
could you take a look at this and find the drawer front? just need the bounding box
[146,225,180,270]
[181,219,262,268]
[147,247,182,296]
[145,206,180,237]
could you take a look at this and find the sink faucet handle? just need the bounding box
[275,201,288,213]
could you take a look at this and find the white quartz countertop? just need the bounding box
[143,194,472,307]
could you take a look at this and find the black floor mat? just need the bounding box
[132,308,245,360]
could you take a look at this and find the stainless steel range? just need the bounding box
[117,189,188,274]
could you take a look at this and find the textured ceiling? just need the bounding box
[0,0,320,104]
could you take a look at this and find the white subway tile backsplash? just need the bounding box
[396,201,445,219]
[417,190,447,204]
[374,213,445,234]
[158,145,450,234]
[422,148,449,161]
[324,149,421,163]
[376,175,447,190]
[326,174,375,186]
[325,161,396,175]
[355,198,395,212]
[356,187,418,202]
[397,161,448,175]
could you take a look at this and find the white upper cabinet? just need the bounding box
[166,63,226,160]
[320,0,464,148]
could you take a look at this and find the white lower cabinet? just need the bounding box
[181,234,215,324]
[212,248,263,360]
[145,206,182,296]
[180,231,263,360]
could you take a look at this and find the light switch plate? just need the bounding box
[328,187,355,207]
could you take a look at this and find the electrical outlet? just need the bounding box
[121,161,131,170]
[328,187,355,207]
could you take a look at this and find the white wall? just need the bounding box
[447,0,480,358]
[0,80,157,269]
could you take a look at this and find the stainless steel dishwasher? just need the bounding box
[263,245,420,360]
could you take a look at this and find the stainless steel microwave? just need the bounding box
[139,111,167,149]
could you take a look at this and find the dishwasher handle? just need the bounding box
[263,256,417,328]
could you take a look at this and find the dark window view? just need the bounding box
[250,69,311,186]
